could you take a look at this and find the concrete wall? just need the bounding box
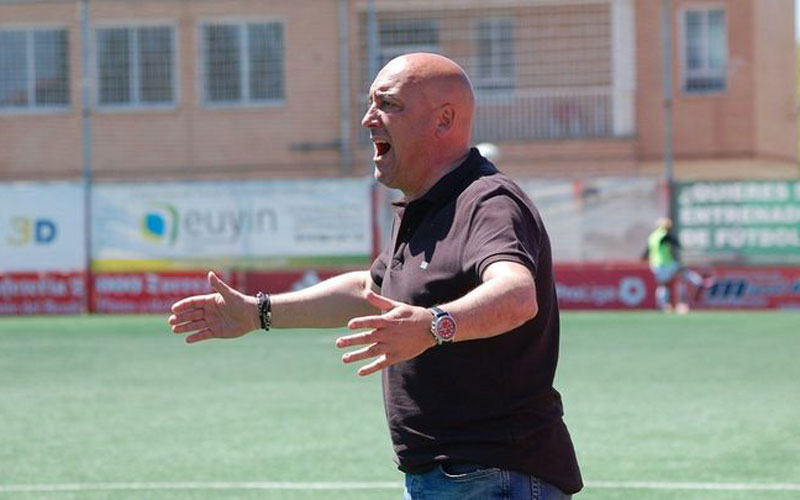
[753,0,797,163]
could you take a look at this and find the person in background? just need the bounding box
[168,52,581,499]
[642,217,713,313]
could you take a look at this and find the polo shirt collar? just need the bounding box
[393,147,485,209]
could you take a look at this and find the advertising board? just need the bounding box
[92,179,374,270]
[675,180,800,264]
[92,271,237,314]
[0,183,85,272]
[555,264,656,310]
[0,272,85,315]
[699,266,800,310]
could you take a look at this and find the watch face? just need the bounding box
[435,316,456,341]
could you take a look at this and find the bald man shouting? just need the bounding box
[168,53,582,499]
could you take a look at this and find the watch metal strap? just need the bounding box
[430,305,446,318]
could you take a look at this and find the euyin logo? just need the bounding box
[141,203,179,245]
[182,207,278,242]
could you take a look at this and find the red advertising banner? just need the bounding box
[240,269,350,296]
[699,266,800,310]
[92,271,237,314]
[3,266,798,315]
[554,263,800,310]
[554,263,657,310]
[0,272,86,315]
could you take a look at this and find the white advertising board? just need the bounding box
[0,183,86,272]
[518,177,662,262]
[92,179,374,269]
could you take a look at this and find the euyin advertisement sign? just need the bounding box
[92,179,374,270]
[675,180,800,264]
[0,183,86,272]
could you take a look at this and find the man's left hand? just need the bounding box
[336,291,435,376]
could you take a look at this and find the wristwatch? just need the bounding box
[429,306,457,344]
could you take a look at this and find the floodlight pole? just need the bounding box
[366,0,378,82]
[661,0,675,218]
[338,0,352,175]
[80,0,94,313]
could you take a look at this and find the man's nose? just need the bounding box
[361,104,379,128]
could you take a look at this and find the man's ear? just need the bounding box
[435,104,455,137]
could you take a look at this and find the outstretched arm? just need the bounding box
[336,261,537,376]
[168,270,378,343]
[272,271,380,329]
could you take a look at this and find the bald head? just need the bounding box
[378,53,475,137]
[362,53,476,199]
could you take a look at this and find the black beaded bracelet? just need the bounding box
[255,291,272,331]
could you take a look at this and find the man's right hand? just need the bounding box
[168,271,259,343]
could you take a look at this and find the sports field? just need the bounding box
[1,312,798,499]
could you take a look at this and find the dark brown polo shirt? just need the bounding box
[370,148,582,494]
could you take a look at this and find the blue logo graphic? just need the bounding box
[141,203,179,245]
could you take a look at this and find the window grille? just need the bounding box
[682,8,727,93]
[358,3,618,142]
[0,27,69,109]
[473,18,514,92]
[96,25,175,107]
[202,22,284,105]
[378,19,440,67]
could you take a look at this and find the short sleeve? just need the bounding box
[370,240,391,289]
[462,192,541,281]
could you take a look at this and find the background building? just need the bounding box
[0,0,796,181]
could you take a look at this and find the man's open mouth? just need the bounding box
[374,140,392,157]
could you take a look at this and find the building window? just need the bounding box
[96,25,175,107]
[201,22,284,105]
[473,18,514,91]
[0,28,69,110]
[378,19,440,68]
[682,7,727,93]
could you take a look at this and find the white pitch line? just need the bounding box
[586,481,800,491]
[1,480,800,493]
[0,482,403,493]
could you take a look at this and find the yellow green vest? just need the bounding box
[648,227,674,267]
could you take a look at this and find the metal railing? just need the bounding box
[473,87,614,141]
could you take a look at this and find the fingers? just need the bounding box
[341,342,382,364]
[171,294,215,314]
[171,318,207,334]
[365,290,398,312]
[208,271,236,299]
[337,329,393,376]
[168,308,205,326]
[339,338,390,376]
[347,315,390,331]
[170,271,231,314]
[357,355,389,377]
[336,329,380,348]
[186,328,215,344]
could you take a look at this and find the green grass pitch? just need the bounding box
[1,312,799,499]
